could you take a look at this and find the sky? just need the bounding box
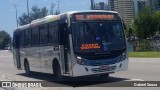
[0,0,107,36]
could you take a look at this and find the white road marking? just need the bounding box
[130,78,144,81]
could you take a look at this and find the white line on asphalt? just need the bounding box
[130,78,144,81]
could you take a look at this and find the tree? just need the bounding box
[133,6,157,39]
[50,3,56,15]
[0,31,11,49]
[18,13,30,26]
[29,5,48,22]
[19,3,57,26]
[158,0,160,7]
[155,11,160,34]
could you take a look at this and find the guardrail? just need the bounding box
[127,40,160,52]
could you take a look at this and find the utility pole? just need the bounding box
[91,0,95,10]
[57,1,60,14]
[26,0,30,22]
[14,5,19,27]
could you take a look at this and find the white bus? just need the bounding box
[13,10,128,80]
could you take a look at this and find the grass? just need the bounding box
[128,52,160,58]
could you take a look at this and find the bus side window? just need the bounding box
[32,27,39,46]
[48,22,59,45]
[60,21,67,45]
[40,24,48,45]
[13,31,20,49]
[20,31,25,47]
[24,28,31,47]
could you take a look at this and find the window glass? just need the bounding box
[20,31,25,47]
[24,28,31,47]
[49,22,59,44]
[72,22,125,52]
[32,27,39,46]
[40,24,48,45]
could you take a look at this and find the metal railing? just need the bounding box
[127,39,160,52]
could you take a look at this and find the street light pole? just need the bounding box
[57,1,60,14]
[26,0,30,22]
[14,5,18,27]
[91,0,95,10]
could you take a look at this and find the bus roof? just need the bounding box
[63,10,118,15]
[15,10,118,31]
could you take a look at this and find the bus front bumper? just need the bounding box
[71,58,128,77]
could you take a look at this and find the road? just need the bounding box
[0,50,160,90]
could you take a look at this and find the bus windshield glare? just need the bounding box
[72,21,126,53]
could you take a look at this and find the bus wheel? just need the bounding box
[24,61,31,76]
[53,63,63,81]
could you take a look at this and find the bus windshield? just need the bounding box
[72,21,126,54]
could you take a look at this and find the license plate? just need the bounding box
[100,65,110,70]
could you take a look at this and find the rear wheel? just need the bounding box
[24,61,31,76]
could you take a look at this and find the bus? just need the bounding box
[13,10,128,80]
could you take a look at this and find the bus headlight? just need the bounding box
[121,52,126,61]
[76,56,84,65]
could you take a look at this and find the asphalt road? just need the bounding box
[0,50,160,90]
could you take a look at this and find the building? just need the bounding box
[113,0,135,25]
[108,0,114,11]
[148,0,160,11]
[134,0,147,16]
[94,2,110,10]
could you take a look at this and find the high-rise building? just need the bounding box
[134,0,147,16]
[108,0,114,11]
[148,0,160,11]
[113,0,135,25]
[94,2,110,10]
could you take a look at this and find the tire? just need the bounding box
[24,61,31,76]
[53,63,64,81]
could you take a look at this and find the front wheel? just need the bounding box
[53,63,64,81]
[24,61,31,76]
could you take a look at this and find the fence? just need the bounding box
[127,40,160,52]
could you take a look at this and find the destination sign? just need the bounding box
[74,13,118,21]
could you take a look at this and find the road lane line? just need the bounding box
[130,78,144,81]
